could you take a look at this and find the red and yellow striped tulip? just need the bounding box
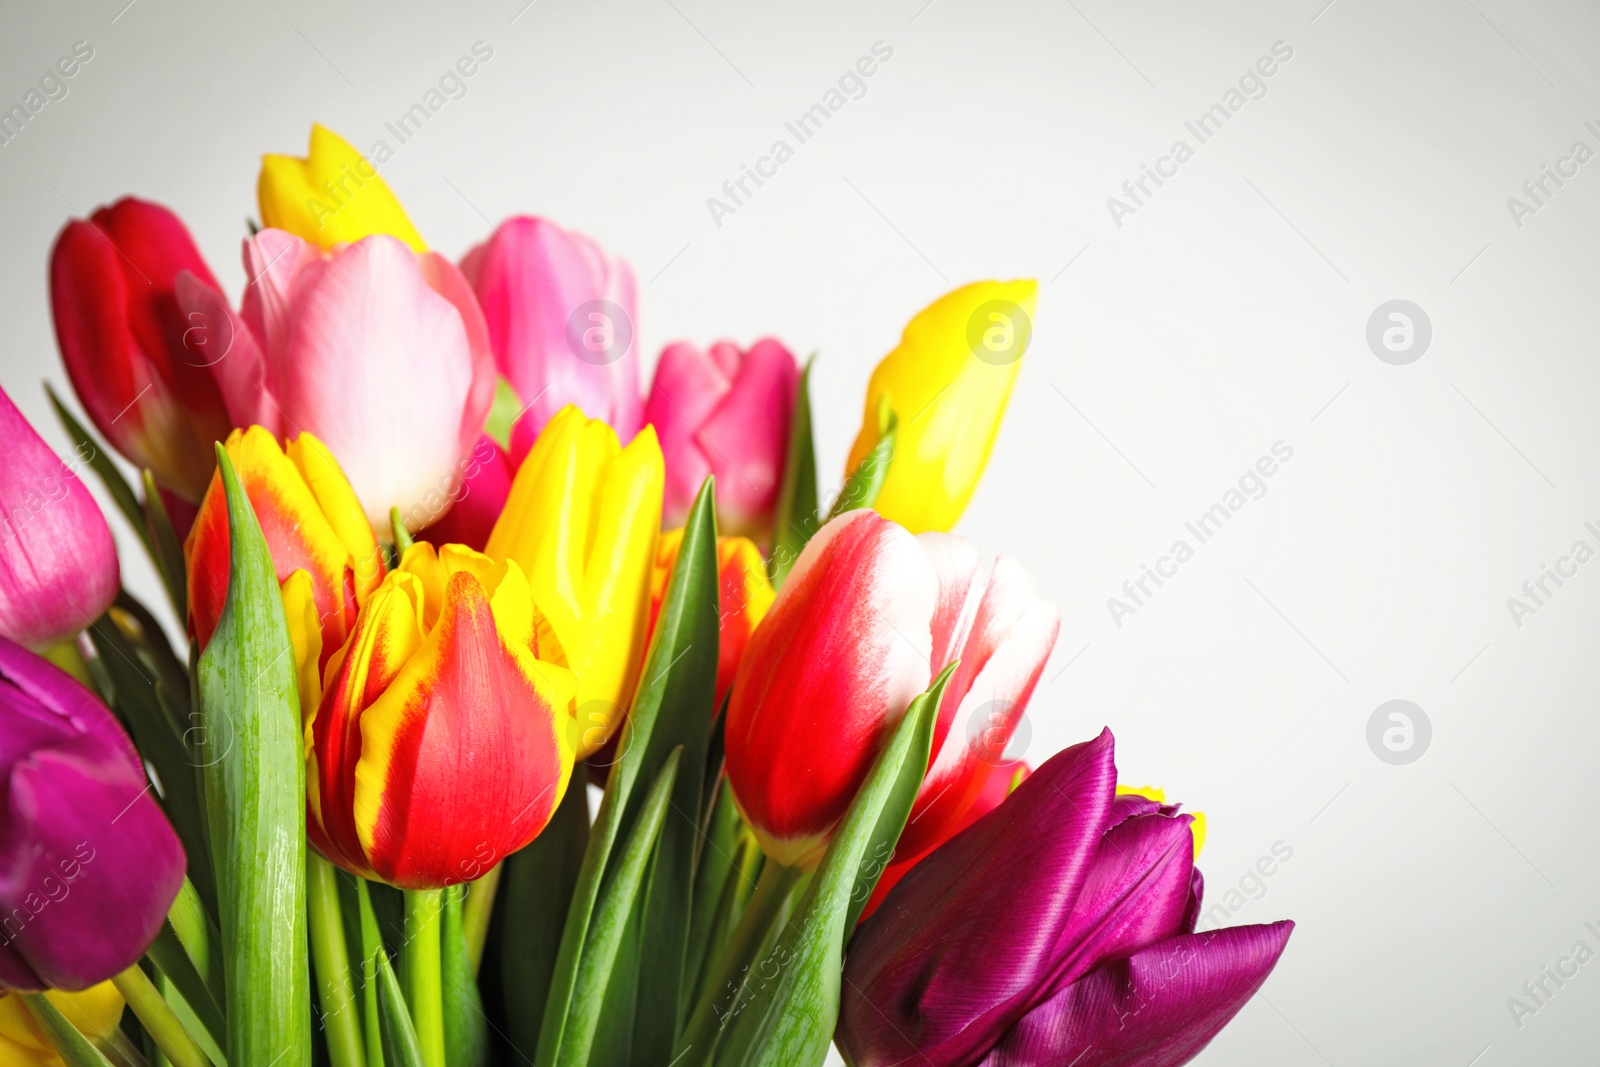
[484,405,663,758]
[185,427,386,681]
[306,543,577,889]
[646,528,774,710]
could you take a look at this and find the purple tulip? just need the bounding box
[0,637,184,991]
[0,385,119,651]
[838,729,1293,1067]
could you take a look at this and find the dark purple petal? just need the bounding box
[839,730,1119,1067]
[978,921,1295,1067]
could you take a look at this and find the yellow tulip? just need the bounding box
[485,406,664,757]
[0,983,123,1065]
[258,124,425,252]
[846,280,1036,534]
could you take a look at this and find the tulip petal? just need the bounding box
[978,922,1295,1067]
[258,124,426,252]
[695,339,797,536]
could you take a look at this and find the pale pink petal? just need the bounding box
[418,252,496,460]
[174,270,276,434]
[642,342,730,524]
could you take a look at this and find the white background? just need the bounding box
[4,1,1600,1063]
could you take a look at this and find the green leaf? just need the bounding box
[825,404,897,522]
[308,853,366,1067]
[195,445,311,1067]
[767,356,818,587]
[141,469,189,619]
[389,507,415,555]
[711,666,954,1067]
[441,885,489,1067]
[165,877,225,1010]
[375,949,426,1067]
[21,994,117,1067]
[534,481,720,1067]
[559,749,681,1067]
[147,923,226,1051]
[685,778,742,1005]
[45,383,151,552]
[483,376,523,451]
[500,782,589,1055]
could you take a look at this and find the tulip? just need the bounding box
[305,543,577,889]
[643,338,799,541]
[646,528,774,710]
[258,124,425,252]
[838,731,1294,1067]
[462,216,641,446]
[845,280,1036,534]
[0,386,119,651]
[484,406,663,758]
[185,427,386,686]
[0,984,123,1064]
[0,638,185,991]
[48,197,233,501]
[176,229,496,533]
[415,434,514,552]
[723,511,1057,870]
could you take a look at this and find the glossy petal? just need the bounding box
[485,406,663,757]
[0,387,119,651]
[978,922,1294,1067]
[846,281,1035,533]
[48,198,232,500]
[462,216,640,442]
[0,639,184,991]
[837,731,1117,1067]
[258,124,425,252]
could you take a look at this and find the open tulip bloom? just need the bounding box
[7,122,1294,1067]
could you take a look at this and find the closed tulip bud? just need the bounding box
[48,197,233,501]
[646,528,775,710]
[0,386,119,651]
[643,338,799,542]
[462,216,642,443]
[724,510,1057,871]
[838,731,1293,1067]
[306,543,578,889]
[177,229,496,534]
[846,280,1036,533]
[258,124,425,252]
[0,638,185,991]
[0,983,124,1061]
[485,406,663,758]
[415,434,514,552]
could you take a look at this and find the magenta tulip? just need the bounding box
[416,433,513,551]
[837,730,1294,1067]
[643,338,799,540]
[177,229,495,533]
[461,216,640,446]
[0,386,119,650]
[0,637,185,991]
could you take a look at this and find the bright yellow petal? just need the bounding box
[1115,784,1166,804]
[288,432,385,601]
[0,984,123,1061]
[258,124,425,252]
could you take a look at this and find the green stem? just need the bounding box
[102,1030,152,1067]
[109,966,212,1067]
[21,994,115,1067]
[401,889,444,1067]
[676,860,804,1059]
[460,863,502,976]
[309,855,366,1067]
[354,880,386,1067]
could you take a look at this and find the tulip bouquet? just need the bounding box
[2,123,1293,1067]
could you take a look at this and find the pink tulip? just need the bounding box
[177,231,495,532]
[0,386,119,650]
[643,339,798,541]
[460,216,640,444]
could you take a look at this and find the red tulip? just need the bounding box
[49,198,233,501]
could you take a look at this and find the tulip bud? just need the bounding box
[846,280,1036,533]
[646,528,774,710]
[643,338,799,542]
[306,543,577,889]
[48,197,234,501]
[0,638,185,991]
[485,406,663,758]
[462,216,642,445]
[0,386,119,651]
[258,124,425,252]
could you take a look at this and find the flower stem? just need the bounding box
[353,879,385,1067]
[401,888,445,1067]
[110,966,212,1067]
[308,854,366,1067]
[460,862,503,975]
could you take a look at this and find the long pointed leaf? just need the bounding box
[375,951,426,1067]
[22,994,117,1067]
[768,356,817,587]
[141,469,189,619]
[46,383,149,551]
[195,445,310,1067]
[826,406,896,522]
